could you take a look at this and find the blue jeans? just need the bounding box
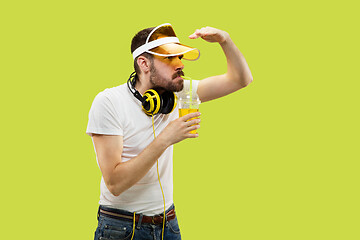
[94,204,181,240]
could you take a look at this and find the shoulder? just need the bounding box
[92,84,127,105]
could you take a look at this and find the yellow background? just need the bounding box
[1,0,359,239]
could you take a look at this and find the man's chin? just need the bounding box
[173,79,184,92]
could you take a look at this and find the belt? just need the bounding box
[99,206,176,225]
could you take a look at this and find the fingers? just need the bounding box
[161,111,201,144]
[189,27,228,43]
[188,31,200,39]
[189,27,215,38]
[186,118,200,127]
[180,111,201,121]
[184,124,200,138]
[185,118,200,138]
[186,132,199,138]
[189,28,207,39]
[177,113,201,138]
[187,123,200,132]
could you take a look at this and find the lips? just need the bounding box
[172,71,184,80]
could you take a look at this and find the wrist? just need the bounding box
[219,32,231,45]
[155,134,172,149]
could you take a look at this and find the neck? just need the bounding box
[134,73,151,95]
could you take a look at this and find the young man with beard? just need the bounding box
[86,23,252,240]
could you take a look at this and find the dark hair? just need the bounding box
[131,27,155,75]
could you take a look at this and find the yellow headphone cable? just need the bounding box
[130,114,166,240]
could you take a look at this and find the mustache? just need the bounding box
[172,70,185,79]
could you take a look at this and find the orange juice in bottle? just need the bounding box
[179,108,199,134]
[178,76,201,134]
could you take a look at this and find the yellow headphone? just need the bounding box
[127,72,177,116]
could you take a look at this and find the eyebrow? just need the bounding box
[165,55,184,59]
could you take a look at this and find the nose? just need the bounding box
[175,57,184,71]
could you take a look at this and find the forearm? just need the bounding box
[101,112,200,196]
[220,36,253,87]
[107,136,170,196]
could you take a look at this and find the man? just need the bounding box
[87,23,252,240]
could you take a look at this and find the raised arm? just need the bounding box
[189,27,253,102]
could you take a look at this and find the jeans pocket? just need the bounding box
[168,217,181,234]
[100,222,134,240]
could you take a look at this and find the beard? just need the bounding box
[149,64,185,92]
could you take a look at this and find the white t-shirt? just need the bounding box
[86,80,199,215]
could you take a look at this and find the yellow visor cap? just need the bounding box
[132,23,200,61]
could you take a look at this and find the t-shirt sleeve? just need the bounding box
[86,91,123,136]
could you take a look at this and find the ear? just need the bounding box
[137,56,152,74]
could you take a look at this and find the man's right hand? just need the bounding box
[158,111,201,146]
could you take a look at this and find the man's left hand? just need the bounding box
[189,27,230,44]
